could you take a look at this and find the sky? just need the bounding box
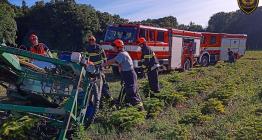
[9,0,262,27]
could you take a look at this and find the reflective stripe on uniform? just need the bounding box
[143,54,155,59]
[142,65,147,68]
[93,60,103,65]
[88,52,101,57]
[82,52,102,57]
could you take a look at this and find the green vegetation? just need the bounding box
[109,107,146,131]
[143,98,164,118]
[2,51,262,139]
[2,1,262,50]
[83,51,262,139]
[201,98,225,114]
[0,51,262,139]
[0,1,17,45]
[1,0,262,139]
[0,116,38,139]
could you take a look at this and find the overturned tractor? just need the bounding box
[0,44,99,139]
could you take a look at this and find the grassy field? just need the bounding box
[0,51,261,139]
[82,51,262,139]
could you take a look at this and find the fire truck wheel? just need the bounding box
[201,55,209,67]
[183,59,191,71]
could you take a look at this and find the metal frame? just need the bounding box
[0,45,91,140]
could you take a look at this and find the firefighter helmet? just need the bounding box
[112,39,124,49]
[137,37,146,45]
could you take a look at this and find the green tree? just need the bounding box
[207,7,262,50]
[187,22,204,32]
[134,16,178,28]
[207,12,232,32]
[0,2,17,45]
[15,1,128,51]
[156,16,178,28]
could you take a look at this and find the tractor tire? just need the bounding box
[84,80,102,127]
[200,55,209,67]
[183,58,192,71]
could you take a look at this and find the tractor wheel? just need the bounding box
[183,59,191,71]
[200,55,209,67]
[84,82,101,127]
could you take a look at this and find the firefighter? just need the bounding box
[82,35,112,100]
[28,34,51,57]
[228,48,235,63]
[101,39,144,111]
[137,37,160,94]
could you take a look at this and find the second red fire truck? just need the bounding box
[198,32,247,66]
[100,24,247,74]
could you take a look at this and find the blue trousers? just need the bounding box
[101,72,111,98]
[147,68,160,93]
[120,70,142,105]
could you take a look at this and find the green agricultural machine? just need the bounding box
[0,44,98,139]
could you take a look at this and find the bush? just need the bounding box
[179,110,212,125]
[255,108,262,116]
[201,98,225,114]
[236,119,262,139]
[140,79,173,97]
[149,121,173,138]
[156,92,186,106]
[164,125,190,140]
[0,116,38,139]
[176,80,212,97]
[140,80,152,98]
[140,80,186,106]
[109,107,146,131]
[208,83,236,104]
[143,98,164,118]
[73,125,91,140]
[149,122,190,139]
[167,72,182,83]
[215,63,225,68]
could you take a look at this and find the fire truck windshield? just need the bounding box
[104,26,137,42]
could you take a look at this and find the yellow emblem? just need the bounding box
[237,0,259,14]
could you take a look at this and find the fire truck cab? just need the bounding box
[101,24,201,74]
[198,32,247,66]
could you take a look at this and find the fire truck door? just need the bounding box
[230,39,240,53]
[170,36,183,70]
[194,38,201,57]
[221,39,240,61]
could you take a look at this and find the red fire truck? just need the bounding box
[198,32,247,66]
[101,24,201,74]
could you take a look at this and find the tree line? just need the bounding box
[0,0,261,50]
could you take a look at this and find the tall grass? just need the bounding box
[85,51,262,139]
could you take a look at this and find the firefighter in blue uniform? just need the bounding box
[102,39,144,111]
[137,37,160,94]
[83,35,112,99]
[228,48,235,63]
